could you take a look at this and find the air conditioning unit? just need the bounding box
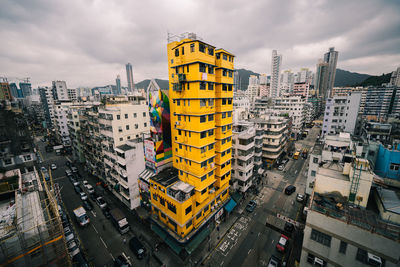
[175,122,180,126]
[210,163,215,168]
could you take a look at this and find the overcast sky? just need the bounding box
[1,0,399,88]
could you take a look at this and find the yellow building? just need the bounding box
[149,35,234,248]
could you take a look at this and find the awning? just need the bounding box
[139,169,156,182]
[151,223,167,240]
[224,198,237,213]
[151,223,182,254]
[231,192,242,203]
[185,227,211,254]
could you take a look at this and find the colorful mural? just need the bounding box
[147,88,172,169]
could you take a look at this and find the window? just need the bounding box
[175,49,179,57]
[199,43,205,52]
[144,123,147,127]
[167,202,176,213]
[190,43,195,52]
[313,157,318,163]
[208,83,214,90]
[185,206,192,215]
[181,46,184,55]
[208,114,214,121]
[134,113,137,118]
[117,115,120,120]
[199,63,206,73]
[311,170,316,177]
[200,116,206,123]
[223,54,228,60]
[124,114,128,119]
[390,163,400,171]
[200,131,207,138]
[126,125,130,130]
[339,241,347,254]
[208,144,214,150]
[200,82,206,90]
[196,212,202,219]
[135,124,138,129]
[160,198,165,206]
[310,229,331,247]
[356,248,368,263]
[200,99,206,107]
[143,112,146,117]
[208,129,214,136]
[208,47,214,55]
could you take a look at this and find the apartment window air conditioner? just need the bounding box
[313,257,324,267]
[175,122,180,126]
[367,253,382,267]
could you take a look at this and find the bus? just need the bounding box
[293,151,300,160]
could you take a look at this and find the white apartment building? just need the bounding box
[270,50,282,97]
[252,113,289,167]
[322,92,361,136]
[245,75,260,105]
[53,101,74,146]
[259,74,270,97]
[233,96,251,124]
[280,70,294,95]
[301,135,400,267]
[273,95,306,138]
[67,88,77,101]
[52,81,69,101]
[231,122,255,193]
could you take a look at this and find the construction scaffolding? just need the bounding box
[0,167,71,266]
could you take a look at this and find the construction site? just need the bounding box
[0,166,70,266]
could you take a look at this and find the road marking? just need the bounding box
[248,249,252,255]
[91,211,97,217]
[100,237,108,249]
[92,225,98,234]
[258,232,260,237]
[271,239,274,244]
[109,253,115,261]
[66,156,72,162]
[220,261,224,266]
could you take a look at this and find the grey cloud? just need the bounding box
[0,0,399,88]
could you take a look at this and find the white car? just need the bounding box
[296,193,305,203]
[83,180,89,187]
[80,192,88,201]
[67,240,80,257]
[65,169,72,176]
[51,164,57,170]
[96,197,107,209]
[71,167,78,173]
[278,165,284,171]
[86,184,94,194]
[64,227,74,243]
[73,180,80,187]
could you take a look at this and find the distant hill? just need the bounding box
[355,73,392,87]
[334,69,371,87]
[135,79,169,90]
[237,68,260,91]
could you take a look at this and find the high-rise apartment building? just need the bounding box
[245,75,260,104]
[363,86,399,121]
[0,81,12,101]
[324,47,338,98]
[322,92,361,136]
[315,59,329,99]
[126,63,134,92]
[116,75,122,95]
[19,82,32,97]
[52,81,69,101]
[149,35,234,248]
[270,50,282,97]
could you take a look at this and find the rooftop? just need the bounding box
[377,188,400,214]
[311,191,400,241]
[116,144,134,152]
[151,167,179,187]
[170,180,194,194]
[317,163,349,181]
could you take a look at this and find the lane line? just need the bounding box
[109,253,115,261]
[91,211,97,217]
[100,237,108,249]
[220,260,224,266]
[248,249,252,255]
[92,225,98,234]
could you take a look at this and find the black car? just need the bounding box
[129,237,146,259]
[103,206,111,219]
[284,222,294,233]
[82,200,93,211]
[114,254,131,267]
[284,185,296,195]
[72,252,89,267]
[246,200,257,212]
[267,255,280,267]
[74,185,82,194]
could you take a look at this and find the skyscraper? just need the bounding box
[150,34,234,246]
[324,47,338,98]
[116,75,121,95]
[270,50,282,97]
[126,63,134,92]
[315,59,329,98]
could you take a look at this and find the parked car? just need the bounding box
[69,176,75,183]
[65,169,72,176]
[281,158,289,164]
[73,180,80,187]
[129,237,146,259]
[64,227,75,243]
[90,191,98,201]
[246,200,257,212]
[51,164,57,170]
[82,200,93,211]
[80,192,88,201]
[86,184,94,194]
[278,165,284,171]
[276,234,289,253]
[41,166,47,172]
[71,166,78,173]
[83,180,89,187]
[102,206,111,219]
[296,193,305,203]
[72,252,89,267]
[284,185,296,195]
[267,255,280,267]
[114,253,131,267]
[284,222,294,233]
[74,185,82,194]
[67,240,80,258]
[96,197,107,209]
